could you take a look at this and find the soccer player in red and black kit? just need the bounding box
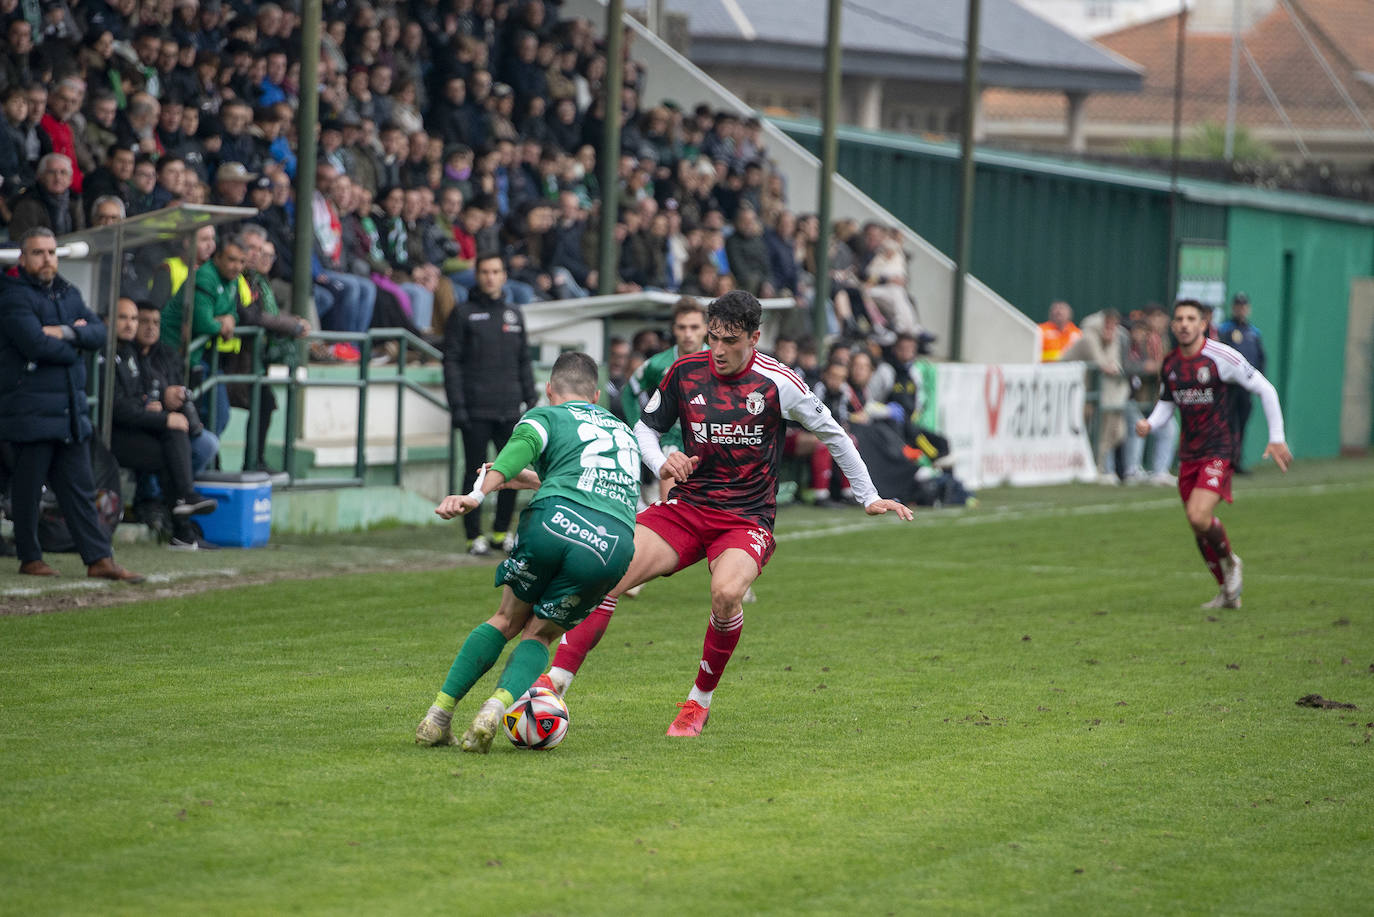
[537,290,913,735]
[1136,300,1292,609]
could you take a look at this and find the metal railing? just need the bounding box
[186,326,455,493]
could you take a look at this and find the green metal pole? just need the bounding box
[812,0,843,347]
[951,0,982,363]
[597,0,626,295]
[292,0,321,321]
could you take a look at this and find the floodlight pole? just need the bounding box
[812,0,843,347]
[598,0,626,295]
[1167,0,1188,302]
[292,0,322,320]
[951,0,982,363]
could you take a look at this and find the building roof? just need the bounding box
[984,0,1374,140]
[668,0,1143,94]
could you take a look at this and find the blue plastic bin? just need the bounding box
[193,471,272,548]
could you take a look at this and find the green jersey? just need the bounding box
[623,345,692,449]
[490,400,640,530]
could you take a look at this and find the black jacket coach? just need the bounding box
[441,290,536,427]
[0,270,105,444]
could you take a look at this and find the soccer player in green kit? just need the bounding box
[623,297,706,502]
[415,351,641,753]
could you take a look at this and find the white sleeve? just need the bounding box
[1145,399,1174,432]
[773,369,880,508]
[634,419,667,478]
[1209,342,1286,443]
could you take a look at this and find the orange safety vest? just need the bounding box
[1039,321,1081,362]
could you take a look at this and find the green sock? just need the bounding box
[495,639,550,703]
[438,622,508,704]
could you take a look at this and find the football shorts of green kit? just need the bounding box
[495,498,635,630]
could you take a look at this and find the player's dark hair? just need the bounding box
[708,289,762,335]
[549,351,599,400]
[1174,299,1204,316]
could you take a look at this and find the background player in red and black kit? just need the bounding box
[1136,300,1292,609]
[538,290,913,736]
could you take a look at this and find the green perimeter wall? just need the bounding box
[779,120,1374,457]
[782,121,1208,319]
[1226,208,1374,461]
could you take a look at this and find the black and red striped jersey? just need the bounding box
[1159,339,1257,462]
[639,349,873,528]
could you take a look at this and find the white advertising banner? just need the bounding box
[934,362,1096,489]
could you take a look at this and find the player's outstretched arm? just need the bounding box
[865,498,914,520]
[500,468,542,490]
[1262,441,1292,472]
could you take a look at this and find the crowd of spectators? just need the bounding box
[0,0,930,352]
[0,0,942,547]
[1046,299,1179,485]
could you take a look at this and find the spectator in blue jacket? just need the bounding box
[0,228,144,582]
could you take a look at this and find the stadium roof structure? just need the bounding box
[664,0,1144,94]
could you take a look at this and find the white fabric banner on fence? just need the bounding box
[935,362,1096,489]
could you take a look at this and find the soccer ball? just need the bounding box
[503,687,570,750]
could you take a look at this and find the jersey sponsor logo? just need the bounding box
[1197,366,1211,384]
[543,505,620,562]
[1175,388,1215,405]
[691,422,767,445]
[690,393,706,406]
[468,311,490,320]
[745,391,765,415]
[646,390,662,413]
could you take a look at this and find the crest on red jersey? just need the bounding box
[745,391,765,415]
[1197,366,1211,384]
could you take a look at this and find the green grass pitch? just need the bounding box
[3,458,1372,915]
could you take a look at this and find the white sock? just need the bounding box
[548,666,574,696]
[688,686,713,708]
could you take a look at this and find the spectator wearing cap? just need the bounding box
[193,0,226,53]
[1218,292,1266,472]
[9,152,84,238]
[212,160,255,208]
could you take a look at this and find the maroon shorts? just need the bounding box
[637,500,776,574]
[1178,457,1233,504]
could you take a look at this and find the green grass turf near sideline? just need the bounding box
[2,459,1372,915]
